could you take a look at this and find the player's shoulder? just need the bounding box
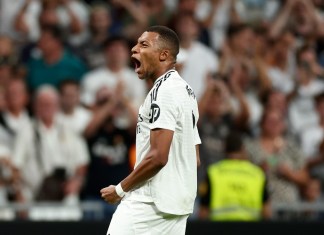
[150,70,174,91]
[151,70,197,99]
[155,70,185,87]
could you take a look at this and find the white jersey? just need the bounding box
[131,69,201,215]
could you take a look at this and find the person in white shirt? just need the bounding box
[260,30,297,96]
[288,44,324,136]
[12,85,89,204]
[0,78,31,157]
[194,0,234,52]
[57,79,92,135]
[173,12,219,101]
[80,35,146,116]
[13,0,89,46]
[300,92,324,184]
[0,0,26,40]
[0,78,31,219]
[101,26,201,235]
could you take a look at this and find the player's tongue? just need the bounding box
[133,58,141,73]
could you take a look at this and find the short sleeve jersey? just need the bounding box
[132,70,201,215]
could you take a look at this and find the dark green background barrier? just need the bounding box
[0,220,324,235]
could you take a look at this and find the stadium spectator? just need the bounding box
[173,12,219,100]
[0,36,18,88]
[197,67,249,185]
[82,86,134,219]
[109,0,148,43]
[300,177,324,220]
[80,35,146,122]
[139,0,173,28]
[0,78,30,219]
[195,0,238,51]
[167,0,215,46]
[262,89,288,117]
[227,61,263,136]
[57,79,92,136]
[288,44,324,136]
[14,0,89,46]
[0,0,33,42]
[0,78,31,157]
[269,0,324,41]
[25,25,87,93]
[262,30,297,95]
[235,0,281,24]
[258,89,289,136]
[0,77,31,214]
[218,23,255,73]
[300,92,324,189]
[217,23,266,134]
[0,157,16,220]
[109,0,173,42]
[77,3,112,69]
[12,85,89,204]
[245,109,309,218]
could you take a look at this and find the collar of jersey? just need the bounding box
[154,69,176,85]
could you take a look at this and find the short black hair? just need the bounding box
[227,23,250,39]
[40,25,64,43]
[102,35,130,50]
[225,131,244,154]
[146,25,180,61]
[58,79,80,93]
[260,88,283,106]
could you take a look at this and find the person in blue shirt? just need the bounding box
[25,25,87,93]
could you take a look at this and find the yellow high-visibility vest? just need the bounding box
[207,159,266,221]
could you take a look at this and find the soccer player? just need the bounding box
[100,25,201,234]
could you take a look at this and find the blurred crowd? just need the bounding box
[1,0,324,221]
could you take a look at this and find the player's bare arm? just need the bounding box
[101,128,173,204]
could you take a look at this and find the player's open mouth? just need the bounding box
[132,57,141,73]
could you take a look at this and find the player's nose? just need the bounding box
[131,44,139,54]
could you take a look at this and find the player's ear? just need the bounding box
[159,50,169,62]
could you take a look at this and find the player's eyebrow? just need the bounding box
[138,39,149,46]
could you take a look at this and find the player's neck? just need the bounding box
[151,65,176,83]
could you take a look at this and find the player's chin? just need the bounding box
[137,72,145,80]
